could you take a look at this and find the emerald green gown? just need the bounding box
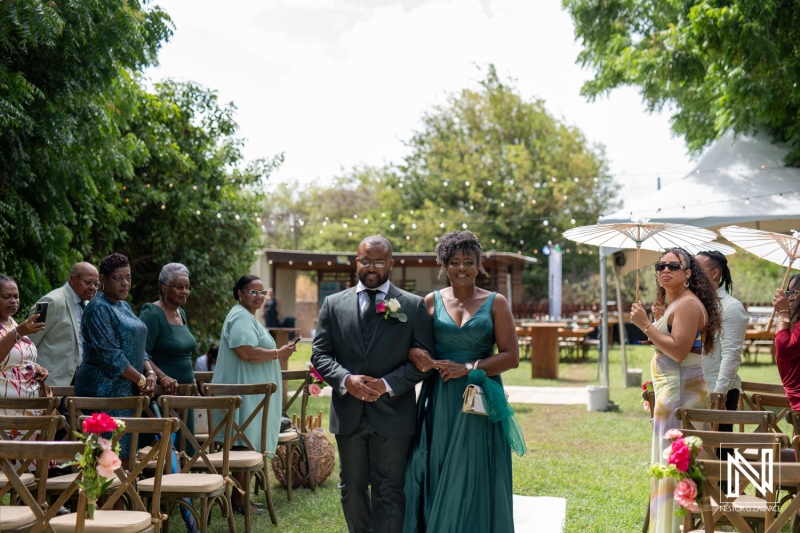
[403,291,514,533]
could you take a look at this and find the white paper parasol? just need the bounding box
[563,218,719,301]
[719,225,800,329]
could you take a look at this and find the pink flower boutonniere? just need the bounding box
[378,298,407,322]
[305,362,328,397]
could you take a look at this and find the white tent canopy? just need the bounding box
[602,127,800,231]
[599,128,800,272]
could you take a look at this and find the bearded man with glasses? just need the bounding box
[27,262,99,386]
[312,235,436,533]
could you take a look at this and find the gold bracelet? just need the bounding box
[644,323,652,334]
[474,359,480,370]
[136,374,147,390]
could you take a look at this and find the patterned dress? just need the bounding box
[0,319,41,416]
[74,293,148,458]
[649,304,708,533]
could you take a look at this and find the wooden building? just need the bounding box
[250,248,537,336]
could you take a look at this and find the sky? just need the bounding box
[147,0,697,212]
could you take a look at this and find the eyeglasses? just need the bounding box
[357,258,388,268]
[167,285,191,292]
[245,290,268,296]
[786,286,800,298]
[110,275,132,283]
[74,276,100,288]
[654,262,685,272]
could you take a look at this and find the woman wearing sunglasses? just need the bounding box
[631,247,721,533]
[771,274,800,411]
[210,274,297,514]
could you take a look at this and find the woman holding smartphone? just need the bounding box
[211,275,297,513]
[0,274,48,414]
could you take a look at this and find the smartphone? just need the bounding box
[290,336,302,346]
[34,302,49,324]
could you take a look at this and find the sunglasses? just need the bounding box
[654,261,685,273]
[785,286,800,298]
[245,290,269,296]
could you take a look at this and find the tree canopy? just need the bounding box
[1,1,278,348]
[563,0,800,164]
[262,66,618,299]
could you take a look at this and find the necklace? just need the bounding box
[449,288,477,309]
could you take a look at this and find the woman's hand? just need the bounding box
[276,343,297,361]
[15,315,45,337]
[141,374,156,397]
[408,347,437,372]
[773,289,791,315]
[630,301,651,332]
[34,364,48,383]
[158,374,178,395]
[436,360,469,382]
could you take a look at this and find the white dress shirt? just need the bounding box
[340,280,394,397]
[701,287,749,393]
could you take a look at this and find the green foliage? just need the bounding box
[262,66,618,300]
[95,78,281,350]
[564,0,800,164]
[0,0,172,306]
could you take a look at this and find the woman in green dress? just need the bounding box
[404,230,525,533]
[139,263,195,392]
[212,275,297,512]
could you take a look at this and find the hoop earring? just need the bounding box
[684,279,689,288]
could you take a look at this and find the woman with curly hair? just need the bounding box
[74,253,157,461]
[630,247,721,533]
[403,230,524,533]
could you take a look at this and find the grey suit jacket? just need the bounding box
[27,284,81,386]
[311,284,436,437]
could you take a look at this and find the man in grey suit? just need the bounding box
[28,262,99,386]
[311,236,435,533]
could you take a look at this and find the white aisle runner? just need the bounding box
[513,495,566,533]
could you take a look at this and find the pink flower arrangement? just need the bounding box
[306,362,328,397]
[650,429,705,517]
[64,413,126,519]
[376,300,387,313]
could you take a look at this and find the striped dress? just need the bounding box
[649,303,708,533]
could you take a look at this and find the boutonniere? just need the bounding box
[377,298,407,322]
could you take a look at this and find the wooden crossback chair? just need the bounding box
[278,370,316,501]
[0,441,85,533]
[47,416,177,533]
[752,393,792,433]
[739,381,786,411]
[689,459,800,533]
[66,396,147,441]
[137,395,240,533]
[0,415,63,505]
[680,429,789,533]
[0,397,59,417]
[676,408,776,433]
[203,382,280,530]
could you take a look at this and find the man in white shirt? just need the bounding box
[696,251,749,426]
[27,262,99,386]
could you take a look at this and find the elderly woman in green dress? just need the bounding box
[212,275,297,512]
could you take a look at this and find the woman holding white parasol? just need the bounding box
[630,248,721,533]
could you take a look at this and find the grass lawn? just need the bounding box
[188,342,782,532]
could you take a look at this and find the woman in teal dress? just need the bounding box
[139,263,196,446]
[404,230,526,533]
[211,275,297,512]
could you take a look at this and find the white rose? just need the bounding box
[386,298,401,313]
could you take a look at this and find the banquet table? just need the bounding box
[518,322,568,379]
